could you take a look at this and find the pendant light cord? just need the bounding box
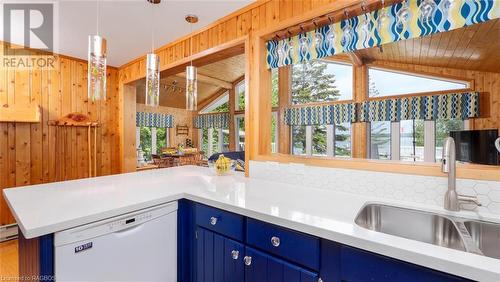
[151,3,154,54]
[189,22,193,66]
[96,0,100,35]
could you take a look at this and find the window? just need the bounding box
[369,119,466,163]
[200,128,209,154]
[235,81,245,111]
[368,67,468,98]
[235,115,245,151]
[292,124,351,158]
[200,91,229,113]
[292,126,307,155]
[435,119,465,162]
[291,60,353,104]
[334,123,351,157]
[370,121,391,160]
[271,68,279,107]
[312,125,327,156]
[137,126,169,162]
[400,120,425,162]
[271,112,278,153]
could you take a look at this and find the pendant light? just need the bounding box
[88,0,107,102]
[145,0,161,107]
[185,14,198,111]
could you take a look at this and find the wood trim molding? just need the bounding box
[255,154,500,181]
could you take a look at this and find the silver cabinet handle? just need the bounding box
[243,256,252,266]
[209,216,218,226]
[271,236,280,247]
[231,250,239,260]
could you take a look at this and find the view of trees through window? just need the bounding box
[139,127,167,161]
[290,60,352,157]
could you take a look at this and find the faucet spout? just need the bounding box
[442,137,480,211]
[443,137,459,211]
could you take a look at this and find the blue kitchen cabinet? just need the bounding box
[195,227,245,282]
[321,242,471,282]
[244,247,319,282]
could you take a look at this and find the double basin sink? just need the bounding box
[355,204,500,259]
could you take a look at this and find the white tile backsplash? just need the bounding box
[249,160,500,215]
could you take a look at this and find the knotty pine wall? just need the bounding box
[0,49,120,225]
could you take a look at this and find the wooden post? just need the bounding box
[278,66,291,154]
[229,84,236,151]
[351,64,368,158]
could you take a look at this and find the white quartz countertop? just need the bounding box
[4,166,500,281]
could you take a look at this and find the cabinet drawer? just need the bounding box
[246,219,320,271]
[194,203,244,241]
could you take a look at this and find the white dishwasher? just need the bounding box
[54,202,177,282]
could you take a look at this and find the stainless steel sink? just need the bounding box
[464,220,500,259]
[355,204,466,251]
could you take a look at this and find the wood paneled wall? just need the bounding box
[0,48,120,225]
[136,103,197,148]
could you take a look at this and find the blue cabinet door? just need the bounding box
[340,246,472,282]
[195,227,244,282]
[244,247,318,282]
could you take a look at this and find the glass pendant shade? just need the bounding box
[88,35,107,102]
[186,65,197,111]
[145,53,160,107]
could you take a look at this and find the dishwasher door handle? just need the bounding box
[113,223,144,237]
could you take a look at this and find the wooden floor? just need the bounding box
[0,239,18,282]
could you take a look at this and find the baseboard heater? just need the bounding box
[0,223,18,242]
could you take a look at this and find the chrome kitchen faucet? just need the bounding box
[441,137,481,211]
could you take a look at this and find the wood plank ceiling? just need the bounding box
[136,54,245,108]
[357,19,500,73]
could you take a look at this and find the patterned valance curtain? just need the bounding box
[193,113,229,129]
[358,92,480,122]
[267,0,500,69]
[284,103,356,126]
[136,112,174,128]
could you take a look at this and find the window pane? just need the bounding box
[291,60,352,104]
[292,126,306,155]
[312,125,327,156]
[201,128,209,154]
[369,68,468,98]
[335,123,351,157]
[436,119,464,162]
[237,82,245,111]
[271,113,277,153]
[201,91,229,113]
[212,129,219,154]
[157,127,166,153]
[237,117,245,151]
[400,120,424,162]
[271,68,279,107]
[370,121,391,160]
[140,126,152,161]
[222,129,230,152]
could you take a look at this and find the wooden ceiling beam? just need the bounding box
[175,73,233,89]
[347,51,364,66]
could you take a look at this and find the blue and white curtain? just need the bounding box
[284,103,356,126]
[136,112,174,128]
[193,113,230,129]
[358,92,480,122]
[267,0,500,68]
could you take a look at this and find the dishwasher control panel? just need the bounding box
[54,201,178,247]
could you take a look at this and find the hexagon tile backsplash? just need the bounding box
[249,161,500,215]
